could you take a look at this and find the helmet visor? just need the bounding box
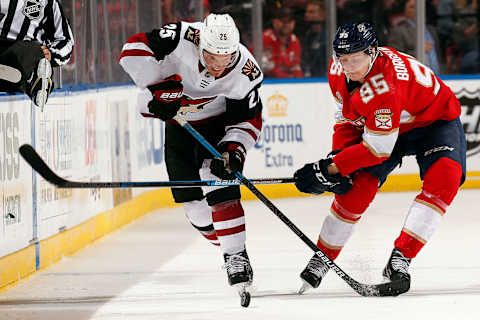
[336,51,370,73]
[202,50,237,70]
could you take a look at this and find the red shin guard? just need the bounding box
[316,238,342,260]
[394,231,424,259]
[416,157,463,213]
[332,171,379,222]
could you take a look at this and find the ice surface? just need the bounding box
[0,190,479,320]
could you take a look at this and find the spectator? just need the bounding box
[301,0,327,77]
[451,0,479,73]
[262,7,303,78]
[163,0,175,23]
[337,0,393,46]
[388,0,441,74]
[436,0,455,65]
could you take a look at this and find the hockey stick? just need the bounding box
[173,114,407,297]
[19,144,294,189]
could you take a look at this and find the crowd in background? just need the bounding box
[59,0,480,86]
[259,0,479,78]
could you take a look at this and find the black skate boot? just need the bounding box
[223,249,253,286]
[299,253,330,294]
[26,58,53,111]
[382,248,411,296]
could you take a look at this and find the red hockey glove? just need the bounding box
[147,74,183,121]
[210,142,246,179]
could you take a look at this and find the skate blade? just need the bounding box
[298,281,312,295]
[234,283,251,308]
[36,58,52,112]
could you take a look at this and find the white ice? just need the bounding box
[0,190,479,320]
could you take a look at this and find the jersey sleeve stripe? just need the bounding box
[226,122,261,138]
[122,42,154,53]
[362,127,398,155]
[120,42,155,61]
[361,140,392,158]
[221,110,263,150]
[126,32,150,44]
[364,127,399,135]
[119,49,154,60]
[221,128,258,151]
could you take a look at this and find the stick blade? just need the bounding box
[19,144,67,186]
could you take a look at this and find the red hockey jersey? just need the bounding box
[328,46,461,175]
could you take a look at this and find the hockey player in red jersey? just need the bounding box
[294,22,466,295]
[119,13,263,296]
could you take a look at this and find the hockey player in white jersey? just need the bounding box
[119,14,263,295]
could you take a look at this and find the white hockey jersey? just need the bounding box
[119,21,264,151]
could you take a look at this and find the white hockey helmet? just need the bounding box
[199,13,240,56]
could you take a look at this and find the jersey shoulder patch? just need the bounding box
[373,108,393,130]
[184,26,200,46]
[241,59,262,81]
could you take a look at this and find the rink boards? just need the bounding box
[1,78,479,291]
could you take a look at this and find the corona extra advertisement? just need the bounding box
[244,83,335,177]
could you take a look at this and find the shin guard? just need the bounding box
[318,171,379,260]
[395,158,463,258]
[212,200,246,255]
[183,199,219,246]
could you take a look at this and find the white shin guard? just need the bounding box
[319,214,356,249]
[183,199,213,227]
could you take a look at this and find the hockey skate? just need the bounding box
[382,248,411,296]
[27,58,53,111]
[298,253,330,294]
[223,249,253,307]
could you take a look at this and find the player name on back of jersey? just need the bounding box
[380,47,409,81]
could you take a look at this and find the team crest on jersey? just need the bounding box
[242,59,261,81]
[374,108,393,129]
[181,95,216,111]
[22,0,45,20]
[184,27,200,46]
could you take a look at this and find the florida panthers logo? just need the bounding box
[456,88,480,157]
[22,0,45,20]
[374,108,393,130]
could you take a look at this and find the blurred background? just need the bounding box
[59,0,480,87]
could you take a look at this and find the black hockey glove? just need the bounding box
[210,142,246,180]
[147,74,183,121]
[294,157,353,195]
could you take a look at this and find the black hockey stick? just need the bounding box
[19,144,294,189]
[174,114,408,297]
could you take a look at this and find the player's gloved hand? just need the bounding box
[147,74,183,121]
[294,155,353,195]
[210,142,246,179]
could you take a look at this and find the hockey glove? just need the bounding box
[210,142,246,180]
[147,74,183,121]
[294,157,353,195]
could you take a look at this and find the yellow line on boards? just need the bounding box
[1,171,479,292]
